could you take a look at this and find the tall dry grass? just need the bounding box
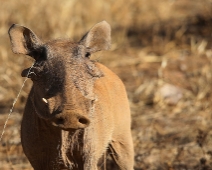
[0,0,211,109]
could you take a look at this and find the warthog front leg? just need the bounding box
[109,139,134,170]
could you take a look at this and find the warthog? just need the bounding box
[8,21,134,170]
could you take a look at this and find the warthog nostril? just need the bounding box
[78,117,90,125]
[56,118,64,125]
[53,114,90,129]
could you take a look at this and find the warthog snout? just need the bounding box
[52,112,90,130]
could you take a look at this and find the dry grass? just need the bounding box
[1,0,212,169]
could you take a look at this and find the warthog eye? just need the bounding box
[85,52,90,58]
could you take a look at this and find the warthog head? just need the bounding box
[8,21,111,130]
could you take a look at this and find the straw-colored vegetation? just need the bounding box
[1,0,212,169]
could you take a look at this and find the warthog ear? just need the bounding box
[79,21,111,53]
[8,24,42,55]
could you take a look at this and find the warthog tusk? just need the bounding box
[42,98,48,104]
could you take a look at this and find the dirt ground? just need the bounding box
[1,0,212,169]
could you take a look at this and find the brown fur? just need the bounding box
[8,21,134,170]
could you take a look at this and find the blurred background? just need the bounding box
[0,0,212,169]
